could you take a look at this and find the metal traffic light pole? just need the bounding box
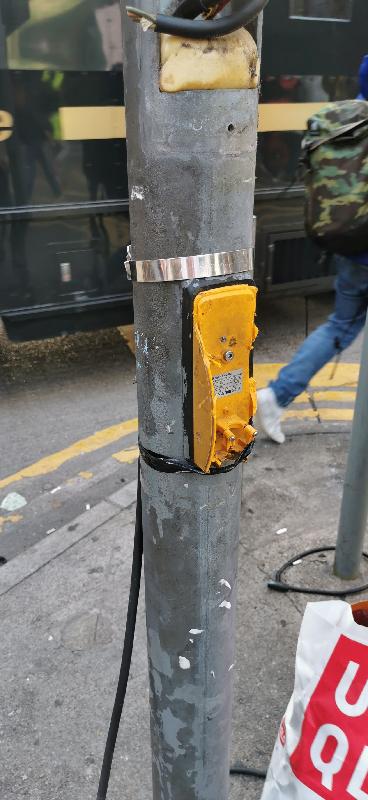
[121,2,265,796]
[334,311,368,580]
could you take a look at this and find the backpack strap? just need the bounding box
[301,117,368,170]
[305,117,368,154]
[305,119,368,152]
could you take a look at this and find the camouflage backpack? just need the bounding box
[302,100,368,256]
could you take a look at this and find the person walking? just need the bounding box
[257,55,368,444]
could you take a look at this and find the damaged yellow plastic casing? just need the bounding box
[193,284,258,473]
[160,29,260,93]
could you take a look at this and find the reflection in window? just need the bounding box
[289,0,353,21]
[6,0,124,71]
[261,74,357,104]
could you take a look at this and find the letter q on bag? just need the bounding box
[262,601,368,800]
[290,636,368,799]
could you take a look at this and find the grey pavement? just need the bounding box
[1,431,368,799]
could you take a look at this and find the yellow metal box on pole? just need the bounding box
[192,283,258,472]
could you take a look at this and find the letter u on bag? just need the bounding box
[261,600,368,800]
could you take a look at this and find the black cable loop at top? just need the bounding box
[127,0,269,39]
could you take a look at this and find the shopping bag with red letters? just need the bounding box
[261,600,368,800]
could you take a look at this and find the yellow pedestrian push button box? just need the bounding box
[192,283,258,473]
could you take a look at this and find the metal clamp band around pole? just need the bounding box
[125,248,253,282]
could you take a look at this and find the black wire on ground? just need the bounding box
[230,766,267,779]
[268,546,368,597]
[96,462,266,798]
[96,463,143,800]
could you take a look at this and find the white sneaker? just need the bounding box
[256,387,285,444]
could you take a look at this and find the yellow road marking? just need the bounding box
[0,362,359,493]
[113,445,140,464]
[284,408,354,422]
[78,471,94,480]
[0,418,138,491]
[255,363,359,423]
[254,362,359,389]
[294,390,356,405]
[0,514,23,533]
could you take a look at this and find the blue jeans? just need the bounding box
[270,256,368,408]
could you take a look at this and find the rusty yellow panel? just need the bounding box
[59,105,126,140]
[160,29,259,93]
[193,284,258,473]
[258,102,328,133]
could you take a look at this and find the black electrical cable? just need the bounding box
[172,0,222,19]
[96,463,143,800]
[158,0,268,36]
[96,462,267,798]
[230,765,267,778]
[172,0,202,18]
[127,0,269,39]
[268,546,368,597]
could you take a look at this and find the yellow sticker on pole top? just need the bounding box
[193,284,258,473]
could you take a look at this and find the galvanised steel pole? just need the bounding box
[122,5,263,797]
[334,311,368,580]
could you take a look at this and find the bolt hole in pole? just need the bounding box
[227,123,235,132]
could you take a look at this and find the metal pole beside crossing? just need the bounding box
[121,4,263,797]
[334,311,368,580]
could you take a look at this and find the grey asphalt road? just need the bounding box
[0,292,363,562]
[0,326,138,561]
